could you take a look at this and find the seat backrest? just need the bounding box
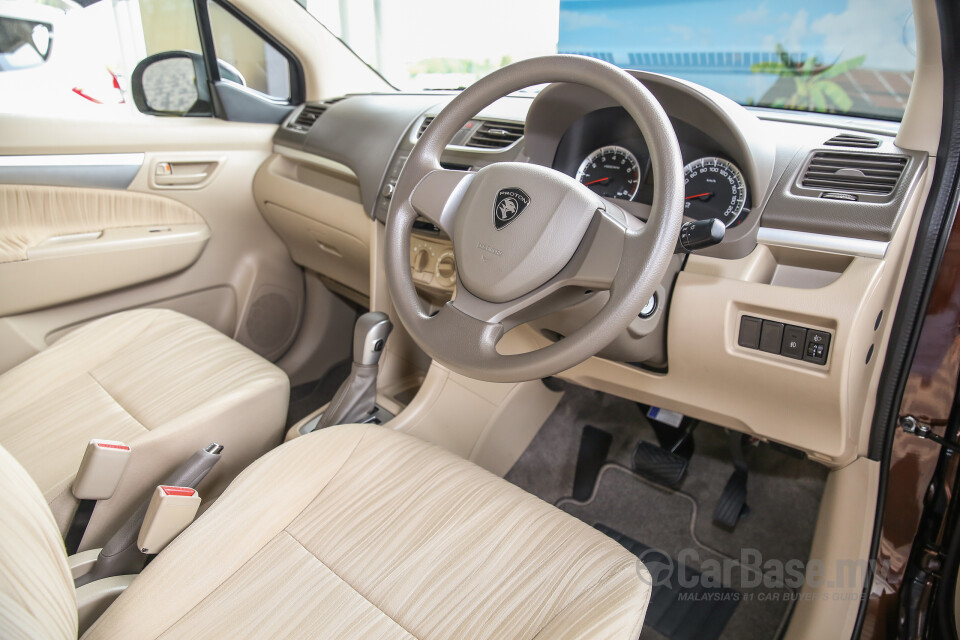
[0,444,77,640]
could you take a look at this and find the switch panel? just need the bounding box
[737,315,831,366]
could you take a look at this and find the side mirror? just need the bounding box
[131,51,213,116]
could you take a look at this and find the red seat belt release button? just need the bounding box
[137,485,201,554]
[72,439,132,500]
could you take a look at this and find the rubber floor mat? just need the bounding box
[596,524,739,640]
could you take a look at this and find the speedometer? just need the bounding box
[683,157,748,227]
[575,145,641,201]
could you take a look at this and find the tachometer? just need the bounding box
[683,157,748,227]
[575,145,641,201]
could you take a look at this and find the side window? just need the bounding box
[139,0,204,57]
[0,1,148,111]
[207,1,291,101]
[0,15,52,71]
[0,0,297,120]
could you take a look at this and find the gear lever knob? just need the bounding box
[353,312,393,366]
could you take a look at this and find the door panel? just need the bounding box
[0,116,305,374]
[0,183,203,265]
[0,153,143,189]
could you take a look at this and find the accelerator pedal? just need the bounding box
[713,431,751,530]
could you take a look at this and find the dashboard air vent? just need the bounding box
[465,120,524,149]
[417,116,435,138]
[800,152,907,196]
[824,133,881,149]
[288,104,328,132]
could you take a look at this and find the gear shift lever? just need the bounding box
[316,312,393,428]
[352,312,393,366]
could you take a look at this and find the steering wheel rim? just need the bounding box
[385,55,684,383]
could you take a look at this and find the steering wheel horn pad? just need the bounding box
[453,163,604,304]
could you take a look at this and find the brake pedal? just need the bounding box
[632,441,689,487]
[632,407,697,488]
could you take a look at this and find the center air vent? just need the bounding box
[824,134,881,149]
[800,151,907,196]
[465,120,524,149]
[417,116,435,138]
[287,104,328,132]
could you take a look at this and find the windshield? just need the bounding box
[297,0,916,121]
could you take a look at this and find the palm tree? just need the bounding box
[751,45,865,113]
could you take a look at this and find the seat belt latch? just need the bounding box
[72,439,131,501]
[137,485,201,554]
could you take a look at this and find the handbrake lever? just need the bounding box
[74,443,224,587]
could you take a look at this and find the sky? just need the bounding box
[306,0,560,87]
[558,0,916,70]
[302,0,916,106]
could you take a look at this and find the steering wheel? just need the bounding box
[385,55,684,383]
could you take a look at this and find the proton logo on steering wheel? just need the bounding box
[493,188,530,230]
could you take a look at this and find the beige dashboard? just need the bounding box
[506,169,930,466]
[256,82,933,469]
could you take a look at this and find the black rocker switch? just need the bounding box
[759,320,785,354]
[677,218,725,253]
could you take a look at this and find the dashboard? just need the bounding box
[260,71,929,467]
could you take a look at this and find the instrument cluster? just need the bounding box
[554,107,752,228]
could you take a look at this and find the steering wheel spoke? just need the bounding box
[425,301,504,366]
[561,204,641,290]
[409,168,476,236]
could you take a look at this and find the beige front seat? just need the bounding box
[0,424,651,639]
[0,308,289,549]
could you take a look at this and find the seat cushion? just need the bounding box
[0,308,289,549]
[0,444,77,640]
[83,424,651,640]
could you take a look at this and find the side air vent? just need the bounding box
[417,116,435,138]
[800,151,907,196]
[465,120,524,149]
[287,104,328,132]
[824,133,881,149]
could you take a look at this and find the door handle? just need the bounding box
[153,161,218,187]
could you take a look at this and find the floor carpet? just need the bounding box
[505,381,828,640]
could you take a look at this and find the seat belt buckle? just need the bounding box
[137,485,201,554]
[73,439,132,500]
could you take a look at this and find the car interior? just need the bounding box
[0,0,954,638]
